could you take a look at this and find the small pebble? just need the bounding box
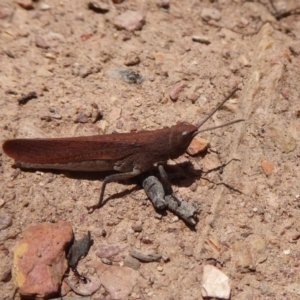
[172,216,179,222]
[154,213,162,219]
[189,183,198,192]
[201,8,221,22]
[141,237,153,244]
[0,269,11,282]
[286,283,300,295]
[206,258,217,266]
[169,82,186,101]
[97,120,109,133]
[261,160,274,176]
[17,0,34,10]
[79,66,92,78]
[131,292,140,299]
[114,10,146,32]
[3,49,14,58]
[36,68,53,77]
[291,232,300,240]
[101,258,113,265]
[115,120,123,129]
[39,3,50,10]
[124,255,141,270]
[96,244,121,258]
[0,7,10,19]
[156,0,170,9]
[4,192,16,202]
[35,36,49,49]
[192,35,211,45]
[161,254,170,262]
[124,52,140,66]
[75,111,89,123]
[118,232,127,241]
[183,246,194,257]
[0,215,12,230]
[233,241,256,273]
[7,182,14,188]
[238,55,251,67]
[108,107,122,122]
[45,53,56,59]
[131,222,143,233]
[88,0,110,13]
[157,266,163,272]
[268,124,296,153]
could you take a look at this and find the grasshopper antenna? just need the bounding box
[193,88,244,137]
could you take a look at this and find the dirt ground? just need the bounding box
[1,0,300,299]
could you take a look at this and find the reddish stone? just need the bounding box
[187,137,210,156]
[261,160,274,176]
[12,221,73,298]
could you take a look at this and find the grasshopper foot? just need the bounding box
[86,205,99,214]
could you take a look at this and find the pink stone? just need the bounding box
[35,35,49,49]
[114,11,146,32]
[169,82,186,101]
[96,263,138,299]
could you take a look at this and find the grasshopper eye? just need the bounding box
[182,131,189,136]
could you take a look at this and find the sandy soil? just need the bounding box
[1,0,300,299]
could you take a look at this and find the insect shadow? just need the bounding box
[13,154,242,208]
[13,160,201,202]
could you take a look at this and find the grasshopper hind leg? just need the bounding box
[86,168,142,213]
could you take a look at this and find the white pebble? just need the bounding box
[202,265,231,299]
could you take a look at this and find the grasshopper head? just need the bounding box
[168,89,244,160]
[169,122,198,159]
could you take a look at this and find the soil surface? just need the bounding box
[1,0,300,299]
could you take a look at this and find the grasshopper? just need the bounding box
[2,88,243,212]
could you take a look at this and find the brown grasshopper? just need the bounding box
[2,88,243,212]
